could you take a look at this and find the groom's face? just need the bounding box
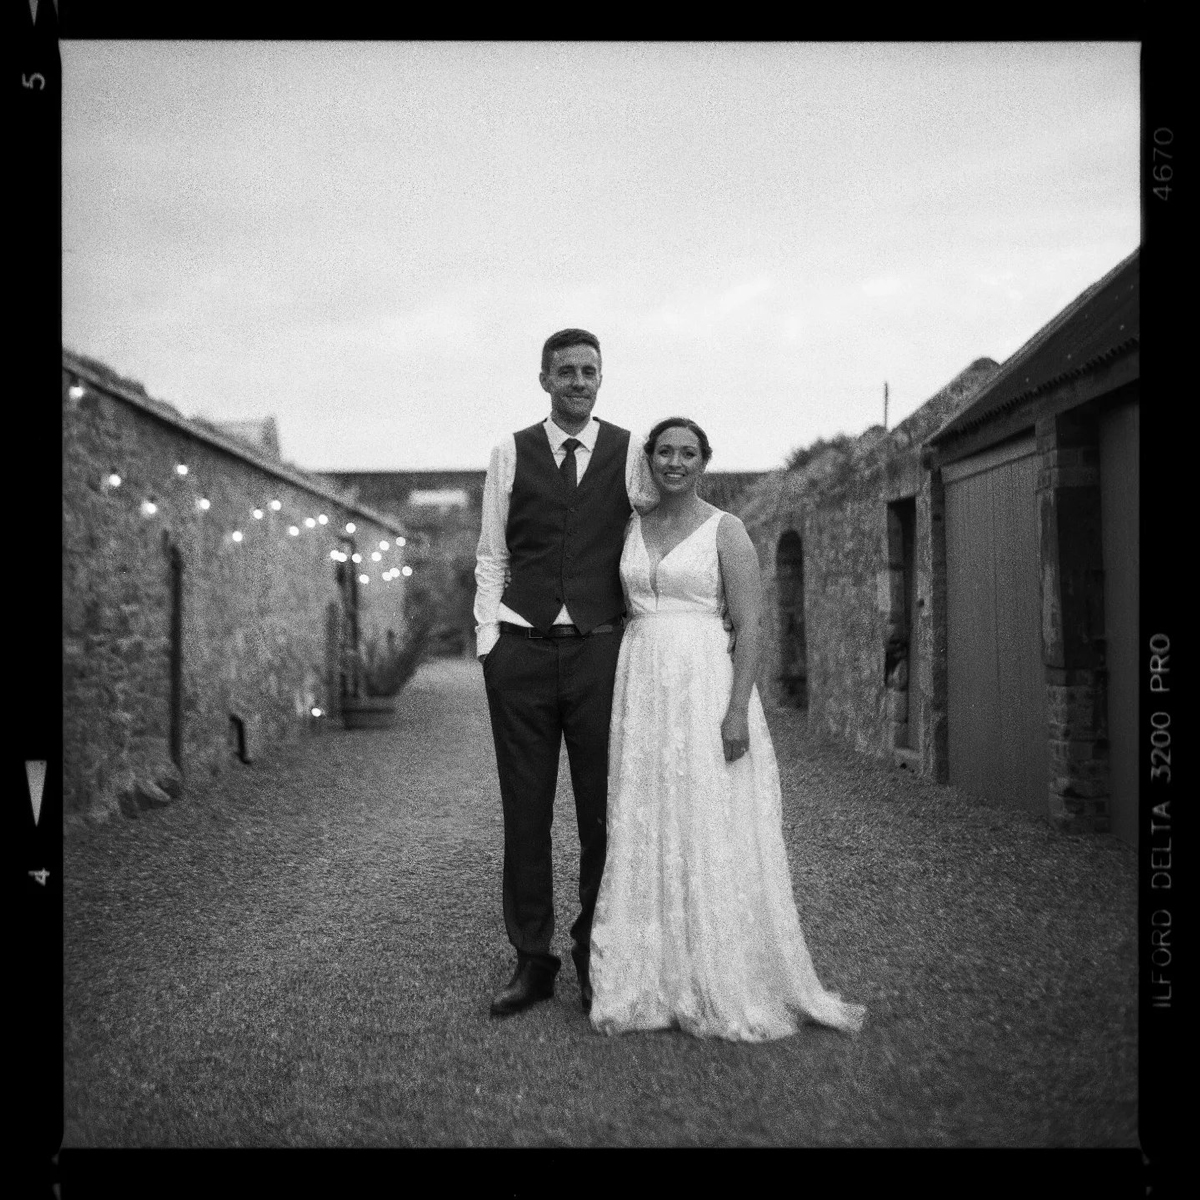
[540,343,602,427]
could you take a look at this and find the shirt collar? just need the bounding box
[543,415,599,452]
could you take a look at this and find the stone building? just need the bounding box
[928,247,1139,843]
[736,358,1000,778]
[63,350,409,820]
[320,470,485,656]
[735,248,1139,844]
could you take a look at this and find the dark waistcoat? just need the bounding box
[501,418,632,634]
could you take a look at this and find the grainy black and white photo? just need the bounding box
[59,40,1143,1160]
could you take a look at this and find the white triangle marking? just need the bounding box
[29,1,38,26]
[26,760,46,825]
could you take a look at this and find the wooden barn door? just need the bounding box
[1099,399,1139,846]
[944,436,1047,814]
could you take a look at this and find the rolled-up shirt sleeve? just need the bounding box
[474,438,513,658]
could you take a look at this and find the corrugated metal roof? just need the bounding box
[930,247,1139,445]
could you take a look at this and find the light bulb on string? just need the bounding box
[269,500,282,511]
[140,498,158,517]
[318,514,328,525]
[371,551,382,562]
[311,707,323,718]
[69,382,86,401]
[397,537,406,547]
[196,497,211,512]
[351,552,362,564]
[401,565,413,577]
[379,540,389,551]
[304,518,316,529]
[175,464,189,477]
[358,574,370,585]
[288,526,300,537]
[345,522,356,534]
[104,472,122,490]
[329,550,341,561]
[253,508,264,520]
[231,530,244,543]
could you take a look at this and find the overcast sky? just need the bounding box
[62,41,1140,472]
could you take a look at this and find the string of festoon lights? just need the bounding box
[70,379,413,593]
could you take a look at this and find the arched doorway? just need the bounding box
[776,530,807,708]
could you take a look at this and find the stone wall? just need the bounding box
[1036,408,1111,833]
[62,356,407,820]
[736,359,998,776]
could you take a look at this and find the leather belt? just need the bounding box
[498,621,620,639]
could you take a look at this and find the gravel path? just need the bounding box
[63,658,1137,1147]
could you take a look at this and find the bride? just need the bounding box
[589,417,866,1042]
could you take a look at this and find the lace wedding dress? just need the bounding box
[589,510,866,1041]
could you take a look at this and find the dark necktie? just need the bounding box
[560,437,582,489]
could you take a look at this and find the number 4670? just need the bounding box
[1153,128,1173,201]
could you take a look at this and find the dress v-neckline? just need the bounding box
[639,509,720,597]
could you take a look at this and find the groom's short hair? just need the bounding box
[541,328,601,374]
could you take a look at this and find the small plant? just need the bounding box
[360,615,433,698]
[784,433,854,474]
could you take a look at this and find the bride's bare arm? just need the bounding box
[716,513,763,761]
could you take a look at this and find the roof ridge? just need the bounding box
[977,247,1139,400]
[929,248,1139,446]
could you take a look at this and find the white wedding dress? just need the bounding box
[589,509,866,1041]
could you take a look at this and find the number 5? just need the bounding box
[23,73,45,90]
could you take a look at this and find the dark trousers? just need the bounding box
[482,627,623,973]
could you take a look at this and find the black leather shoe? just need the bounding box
[489,960,557,1017]
[572,944,593,1014]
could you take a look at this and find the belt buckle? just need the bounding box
[526,627,546,639]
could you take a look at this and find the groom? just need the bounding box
[475,328,655,1017]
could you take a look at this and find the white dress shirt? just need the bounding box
[474,416,659,657]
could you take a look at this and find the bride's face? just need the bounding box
[650,426,706,496]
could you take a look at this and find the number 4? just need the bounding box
[1154,186,1172,201]
[28,869,49,885]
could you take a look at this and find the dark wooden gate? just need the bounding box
[1099,399,1139,846]
[944,437,1047,814]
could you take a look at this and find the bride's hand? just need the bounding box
[721,710,750,763]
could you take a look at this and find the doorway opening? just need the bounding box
[776,530,807,708]
[886,498,919,752]
[167,539,184,769]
